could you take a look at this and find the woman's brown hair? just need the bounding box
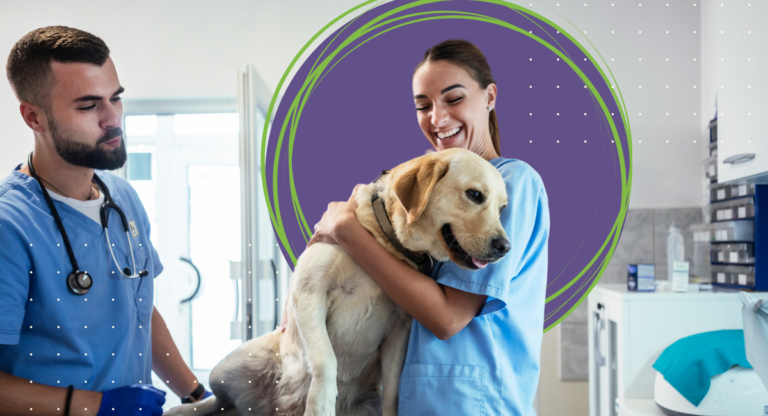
[415,39,501,157]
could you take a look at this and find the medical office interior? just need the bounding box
[1,1,767,415]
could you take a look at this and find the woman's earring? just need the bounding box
[488,105,493,111]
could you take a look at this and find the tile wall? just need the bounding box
[558,207,704,380]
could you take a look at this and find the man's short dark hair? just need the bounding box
[6,26,110,108]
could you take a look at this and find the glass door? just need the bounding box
[237,65,291,341]
[122,65,284,411]
[125,113,242,409]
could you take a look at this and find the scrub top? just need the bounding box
[0,165,163,391]
[398,158,549,416]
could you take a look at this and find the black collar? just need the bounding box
[371,193,433,275]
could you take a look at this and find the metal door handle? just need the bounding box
[179,257,202,304]
[723,153,756,165]
[594,312,606,367]
[271,259,279,330]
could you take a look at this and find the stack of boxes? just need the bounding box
[705,117,764,290]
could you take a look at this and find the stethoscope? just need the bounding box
[27,152,148,296]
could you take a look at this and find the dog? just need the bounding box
[164,148,510,416]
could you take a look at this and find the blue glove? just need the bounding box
[201,389,213,400]
[96,384,166,416]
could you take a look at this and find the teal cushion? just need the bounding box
[653,330,752,406]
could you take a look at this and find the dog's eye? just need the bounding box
[465,189,483,203]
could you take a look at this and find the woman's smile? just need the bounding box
[435,126,463,146]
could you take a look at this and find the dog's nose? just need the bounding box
[492,237,511,256]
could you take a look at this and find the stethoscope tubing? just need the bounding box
[27,152,147,285]
[105,229,141,279]
[27,152,82,272]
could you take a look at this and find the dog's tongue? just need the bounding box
[472,257,488,269]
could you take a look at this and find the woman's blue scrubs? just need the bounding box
[398,158,550,416]
[0,166,162,391]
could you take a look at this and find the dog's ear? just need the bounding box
[392,155,449,224]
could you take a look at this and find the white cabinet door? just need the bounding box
[717,2,768,183]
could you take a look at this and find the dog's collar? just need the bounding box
[371,193,433,275]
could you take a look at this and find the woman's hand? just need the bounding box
[306,184,364,247]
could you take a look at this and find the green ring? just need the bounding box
[261,0,633,332]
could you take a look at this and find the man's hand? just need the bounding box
[184,387,212,403]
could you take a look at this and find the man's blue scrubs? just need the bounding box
[398,158,550,416]
[0,165,162,391]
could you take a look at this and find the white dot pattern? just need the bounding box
[19,228,156,393]
[10,3,759,406]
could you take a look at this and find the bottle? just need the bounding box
[667,223,685,281]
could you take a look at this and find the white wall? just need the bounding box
[538,328,590,416]
[0,0,362,173]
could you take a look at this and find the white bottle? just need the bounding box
[667,223,685,281]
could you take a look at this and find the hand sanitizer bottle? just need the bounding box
[667,223,685,281]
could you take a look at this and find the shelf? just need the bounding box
[593,284,746,300]
[710,240,755,245]
[710,195,757,204]
[711,262,755,267]
[711,218,755,224]
[711,282,756,291]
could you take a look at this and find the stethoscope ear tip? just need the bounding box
[139,270,149,277]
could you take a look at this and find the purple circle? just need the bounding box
[265,0,630,329]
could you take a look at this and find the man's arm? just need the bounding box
[150,307,202,400]
[0,370,102,416]
[0,217,102,415]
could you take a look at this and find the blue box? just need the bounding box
[628,264,655,292]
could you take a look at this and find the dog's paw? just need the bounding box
[162,403,194,416]
[163,396,221,416]
[303,389,337,416]
[303,404,336,416]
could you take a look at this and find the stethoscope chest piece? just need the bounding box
[67,270,93,295]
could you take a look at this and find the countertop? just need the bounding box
[593,283,768,301]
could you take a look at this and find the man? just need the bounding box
[0,26,210,415]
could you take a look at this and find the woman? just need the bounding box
[304,39,549,415]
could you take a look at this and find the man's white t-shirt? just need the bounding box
[47,182,104,225]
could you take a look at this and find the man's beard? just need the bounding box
[49,118,127,171]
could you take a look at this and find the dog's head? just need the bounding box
[380,148,510,270]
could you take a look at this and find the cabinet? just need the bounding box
[715,2,768,184]
[587,284,768,416]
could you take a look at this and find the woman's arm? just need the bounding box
[306,187,486,340]
[337,218,486,340]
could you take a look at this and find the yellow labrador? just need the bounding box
[165,148,510,416]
